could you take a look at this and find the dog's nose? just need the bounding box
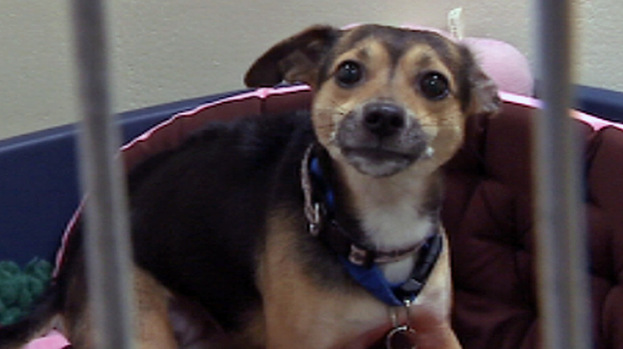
[362,103,406,138]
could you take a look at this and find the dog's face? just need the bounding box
[245,25,500,177]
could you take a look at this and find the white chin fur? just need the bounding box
[344,146,435,177]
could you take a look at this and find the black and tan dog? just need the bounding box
[0,24,499,348]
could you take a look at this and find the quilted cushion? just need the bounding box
[51,87,622,348]
[443,94,623,348]
[119,88,622,348]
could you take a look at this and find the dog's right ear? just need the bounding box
[244,25,340,88]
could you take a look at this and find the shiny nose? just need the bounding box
[362,103,406,138]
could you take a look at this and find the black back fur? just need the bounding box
[127,110,318,329]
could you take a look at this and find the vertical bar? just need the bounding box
[70,1,135,348]
[533,1,592,349]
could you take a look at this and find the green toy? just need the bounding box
[0,258,52,326]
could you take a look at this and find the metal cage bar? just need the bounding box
[533,0,592,348]
[70,0,135,348]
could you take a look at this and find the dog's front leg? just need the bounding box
[259,227,339,348]
[259,214,386,349]
[132,267,178,349]
[63,266,177,348]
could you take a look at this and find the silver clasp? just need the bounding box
[308,202,322,237]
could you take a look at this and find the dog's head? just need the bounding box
[245,25,500,177]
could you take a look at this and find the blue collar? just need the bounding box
[301,144,443,306]
[339,234,442,306]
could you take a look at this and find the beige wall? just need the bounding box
[0,1,621,140]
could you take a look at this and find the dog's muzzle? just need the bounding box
[336,101,431,177]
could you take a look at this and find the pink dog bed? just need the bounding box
[27,85,621,348]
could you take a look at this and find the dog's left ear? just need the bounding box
[459,46,502,117]
[244,25,340,88]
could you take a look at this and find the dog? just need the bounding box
[0,24,499,348]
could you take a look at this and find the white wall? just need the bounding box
[0,0,621,140]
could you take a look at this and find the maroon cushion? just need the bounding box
[53,88,623,348]
[444,95,623,348]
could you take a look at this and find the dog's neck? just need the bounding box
[335,159,442,283]
[308,145,443,284]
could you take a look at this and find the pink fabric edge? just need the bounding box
[120,85,311,153]
[23,330,70,349]
[43,87,622,348]
[499,91,623,131]
[121,85,309,158]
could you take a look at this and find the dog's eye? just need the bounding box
[419,72,450,100]
[335,61,363,87]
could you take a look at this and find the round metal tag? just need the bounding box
[385,325,418,349]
